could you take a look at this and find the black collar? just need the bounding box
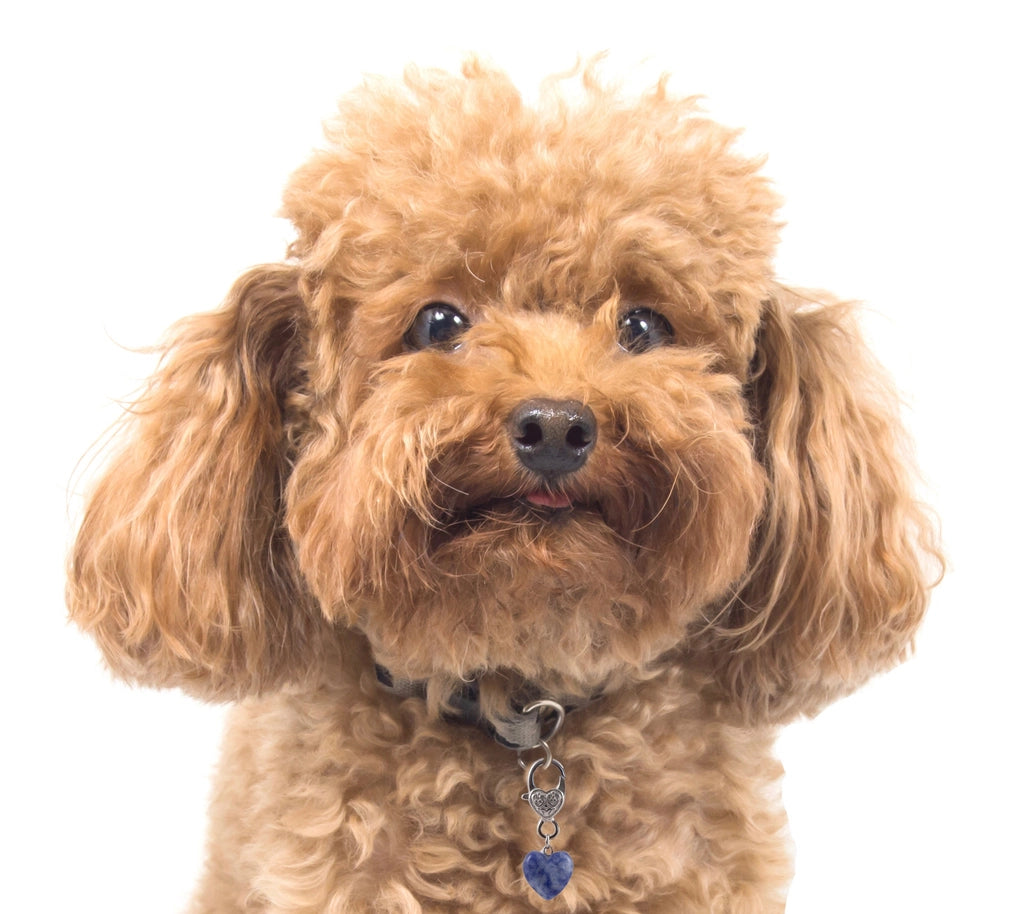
[374,665,591,751]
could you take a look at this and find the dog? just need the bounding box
[69,60,940,912]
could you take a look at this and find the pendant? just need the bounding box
[523,849,574,901]
[521,757,573,900]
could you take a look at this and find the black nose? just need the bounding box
[508,398,597,478]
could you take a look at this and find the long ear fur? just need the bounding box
[693,287,941,722]
[68,265,338,700]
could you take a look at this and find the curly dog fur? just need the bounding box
[68,61,940,912]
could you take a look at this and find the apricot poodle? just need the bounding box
[69,61,940,912]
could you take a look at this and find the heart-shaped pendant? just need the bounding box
[523,850,574,900]
[526,787,565,820]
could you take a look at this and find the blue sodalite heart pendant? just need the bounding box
[521,757,573,899]
[523,849,574,900]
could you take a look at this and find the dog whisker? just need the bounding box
[631,464,684,534]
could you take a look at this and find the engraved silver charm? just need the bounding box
[523,759,566,821]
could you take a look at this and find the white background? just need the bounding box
[3,2,1016,912]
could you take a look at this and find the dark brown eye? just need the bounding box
[404,303,471,351]
[618,308,673,353]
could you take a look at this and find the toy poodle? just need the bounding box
[69,61,940,913]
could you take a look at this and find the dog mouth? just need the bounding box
[439,489,605,536]
[521,490,575,510]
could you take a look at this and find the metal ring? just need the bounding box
[537,818,560,841]
[522,699,565,747]
[517,738,553,770]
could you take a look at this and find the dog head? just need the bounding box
[68,62,939,722]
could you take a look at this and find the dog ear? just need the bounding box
[692,287,940,722]
[68,264,339,700]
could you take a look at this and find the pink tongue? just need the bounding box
[526,491,573,509]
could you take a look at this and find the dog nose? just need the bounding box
[508,398,597,478]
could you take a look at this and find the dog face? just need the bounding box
[68,62,938,720]
[289,276,767,696]
[284,65,779,696]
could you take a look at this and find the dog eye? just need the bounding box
[404,303,471,351]
[618,308,674,353]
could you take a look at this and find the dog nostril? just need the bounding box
[565,423,592,450]
[508,398,598,479]
[517,421,544,448]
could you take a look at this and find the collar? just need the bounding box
[374,665,592,751]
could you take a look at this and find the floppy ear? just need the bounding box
[693,287,941,723]
[68,264,338,700]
